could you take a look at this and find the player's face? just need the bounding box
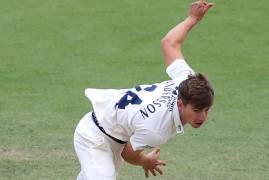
[177,100,210,128]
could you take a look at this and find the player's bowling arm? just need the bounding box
[161,0,213,67]
[161,17,198,67]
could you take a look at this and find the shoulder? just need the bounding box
[166,59,195,82]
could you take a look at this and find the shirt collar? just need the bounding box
[173,102,184,134]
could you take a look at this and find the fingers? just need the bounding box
[192,0,213,12]
[150,169,156,176]
[153,148,160,154]
[144,164,165,178]
[157,160,166,166]
[203,3,213,12]
[144,169,149,178]
[149,168,163,176]
[155,166,163,175]
[206,3,214,9]
[191,0,205,10]
[197,0,205,5]
[196,0,213,6]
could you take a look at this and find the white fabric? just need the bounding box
[166,59,195,84]
[75,59,194,179]
[84,59,194,151]
[74,112,124,180]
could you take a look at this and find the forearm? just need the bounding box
[121,143,165,177]
[162,17,198,47]
[161,17,199,66]
[121,143,147,166]
[122,151,147,166]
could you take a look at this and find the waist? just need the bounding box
[91,112,127,145]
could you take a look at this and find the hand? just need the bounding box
[142,148,166,178]
[188,0,214,22]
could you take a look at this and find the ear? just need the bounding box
[177,98,183,108]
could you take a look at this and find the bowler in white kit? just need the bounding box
[74,0,214,179]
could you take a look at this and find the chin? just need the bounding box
[192,123,202,128]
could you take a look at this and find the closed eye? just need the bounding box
[193,108,201,113]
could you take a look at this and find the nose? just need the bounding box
[199,111,208,122]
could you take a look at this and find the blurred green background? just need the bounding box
[0,0,268,179]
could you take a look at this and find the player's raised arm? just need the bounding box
[161,0,213,66]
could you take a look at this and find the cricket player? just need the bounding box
[74,0,214,179]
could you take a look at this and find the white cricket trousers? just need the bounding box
[74,112,124,180]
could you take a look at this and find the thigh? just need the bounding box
[74,129,117,180]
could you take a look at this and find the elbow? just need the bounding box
[161,38,171,53]
[161,37,178,50]
[122,156,128,162]
[161,37,183,65]
[161,37,179,52]
[161,37,171,48]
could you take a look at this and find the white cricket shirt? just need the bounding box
[85,59,194,150]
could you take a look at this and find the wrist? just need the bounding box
[185,16,200,25]
[132,152,148,167]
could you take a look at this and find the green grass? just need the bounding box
[1,0,268,179]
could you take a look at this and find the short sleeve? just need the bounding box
[166,59,195,81]
[130,129,163,151]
